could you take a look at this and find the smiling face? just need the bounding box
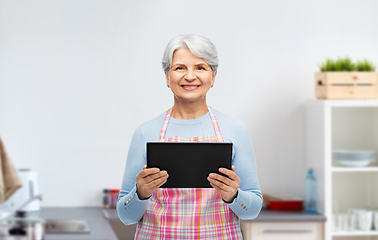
[165,48,217,104]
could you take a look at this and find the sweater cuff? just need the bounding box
[224,189,251,213]
[118,185,149,210]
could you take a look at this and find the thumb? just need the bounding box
[142,165,147,170]
[232,165,236,172]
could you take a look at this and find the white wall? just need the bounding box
[1,0,378,206]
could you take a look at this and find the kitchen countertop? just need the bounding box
[104,207,327,222]
[25,207,117,240]
[105,208,326,239]
[241,209,327,222]
[1,207,325,240]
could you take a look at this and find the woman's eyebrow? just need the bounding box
[172,62,209,67]
[172,63,185,67]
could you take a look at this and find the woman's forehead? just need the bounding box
[172,48,209,65]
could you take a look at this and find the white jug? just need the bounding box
[5,169,40,211]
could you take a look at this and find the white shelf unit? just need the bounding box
[333,231,378,237]
[332,167,378,172]
[306,99,378,240]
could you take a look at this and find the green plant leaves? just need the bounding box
[318,57,376,72]
[356,59,376,71]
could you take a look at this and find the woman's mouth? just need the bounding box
[181,85,200,91]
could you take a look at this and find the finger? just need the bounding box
[139,167,161,178]
[209,182,222,192]
[219,168,238,181]
[137,170,165,188]
[156,175,169,188]
[136,165,147,180]
[209,181,231,196]
[140,174,167,189]
[208,173,233,187]
[148,174,169,189]
[144,171,168,184]
[209,182,230,197]
[208,176,230,192]
[136,165,147,179]
[211,182,237,203]
[232,165,235,172]
[208,174,239,196]
[209,178,237,198]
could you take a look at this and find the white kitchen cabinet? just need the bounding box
[241,221,323,240]
[306,100,378,240]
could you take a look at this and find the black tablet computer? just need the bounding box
[146,142,233,188]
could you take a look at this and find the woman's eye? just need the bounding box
[175,67,184,70]
[197,67,204,70]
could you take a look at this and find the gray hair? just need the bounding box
[162,34,218,73]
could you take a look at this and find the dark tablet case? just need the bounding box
[147,142,232,188]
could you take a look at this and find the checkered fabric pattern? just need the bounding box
[135,107,242,239]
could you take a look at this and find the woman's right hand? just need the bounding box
[136,165,169,200]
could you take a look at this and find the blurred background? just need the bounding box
[1,0,378,207]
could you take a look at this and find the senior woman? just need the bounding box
[117,34,262,239]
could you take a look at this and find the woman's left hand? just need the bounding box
[207,166,240,203]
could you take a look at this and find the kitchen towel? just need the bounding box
[0,136,22,204]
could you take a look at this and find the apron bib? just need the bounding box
[135,106,242,240]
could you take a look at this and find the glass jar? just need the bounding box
[109,189,120,208]
[103,189,110,209]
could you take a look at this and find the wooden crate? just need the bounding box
[315,72,378,99]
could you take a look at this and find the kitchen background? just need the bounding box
[1,0,378,207]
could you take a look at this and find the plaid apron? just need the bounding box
[135,106,242,239]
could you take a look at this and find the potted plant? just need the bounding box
[315,57,378,99]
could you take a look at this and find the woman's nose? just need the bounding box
[185,70,196,81]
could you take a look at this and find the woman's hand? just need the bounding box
[136,165,169,200]
[207,166,240,203]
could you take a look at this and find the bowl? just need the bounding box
[333,150,376,167]
[336,159,373,167]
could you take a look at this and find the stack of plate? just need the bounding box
[333,150,376,167]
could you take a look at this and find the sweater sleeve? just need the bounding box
[224,121,263,219]
[117,127,149,225]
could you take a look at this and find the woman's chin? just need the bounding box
[174,95,207,104]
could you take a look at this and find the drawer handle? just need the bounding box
[263,229,313,234]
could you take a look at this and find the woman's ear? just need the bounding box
[165,70,170,88]
[211,70,217,87]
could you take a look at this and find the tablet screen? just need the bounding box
[147,142,232,188]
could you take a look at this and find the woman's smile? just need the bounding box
[181,84,200,90]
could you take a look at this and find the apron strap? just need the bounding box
[158,106,224,142]
[208,106,224,143]
[158,107,173,141]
